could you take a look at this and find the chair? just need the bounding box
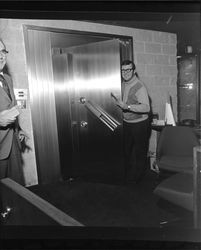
[156,126,199,173]
[154,146,201,228]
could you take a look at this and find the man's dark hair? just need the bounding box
[121,60,136,70]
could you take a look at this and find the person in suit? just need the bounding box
[112,60,151,184]
[0,39,28,185]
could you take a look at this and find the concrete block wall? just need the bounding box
[0,19,177,185]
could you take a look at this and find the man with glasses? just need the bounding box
[0,39,28,185]
[112,60,151,184]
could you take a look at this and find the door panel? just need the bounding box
[53,39,124,184]
[71,40,123,182]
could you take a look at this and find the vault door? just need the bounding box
[53,39,124,184]
[52,51,75,180]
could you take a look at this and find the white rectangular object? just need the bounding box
[165,102,176,126]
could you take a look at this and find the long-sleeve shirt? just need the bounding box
[122,76,150,123]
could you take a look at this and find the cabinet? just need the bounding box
[177,54,200,124]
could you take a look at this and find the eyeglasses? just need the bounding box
[121,68,133,73]
[0,49,8,56]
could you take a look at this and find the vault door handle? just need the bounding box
[79,97,86,104]
[83,100,120,131]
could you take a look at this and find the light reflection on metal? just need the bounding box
[79,97,86,104]
[54,79,71,92]
[0,206,12,219]
[188,83,194,90]
[180,83,194,89]
[80,121,88,128]
[73,74,120,91]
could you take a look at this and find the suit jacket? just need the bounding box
[0,73,17,160]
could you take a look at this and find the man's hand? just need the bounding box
[18,130,31,153]
[111,93,128,110]
[0,109,16,127]
[116,100,128,110]
[18,130,29,142]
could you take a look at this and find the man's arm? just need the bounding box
[0,108,17,127]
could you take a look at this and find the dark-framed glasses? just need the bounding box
[121,68,133,73]
[0,49,8,56]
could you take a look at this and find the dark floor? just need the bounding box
[28,169,193,228]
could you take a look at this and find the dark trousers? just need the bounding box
[0,134,24,186]
[123,118,150,182]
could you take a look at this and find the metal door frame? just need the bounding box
[23,24,133,184]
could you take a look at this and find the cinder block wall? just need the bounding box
[0,19,177,185]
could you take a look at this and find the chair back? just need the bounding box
[157,126,199,158]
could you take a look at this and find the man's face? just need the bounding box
[121,63,134,82]
[0,41,7,72]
